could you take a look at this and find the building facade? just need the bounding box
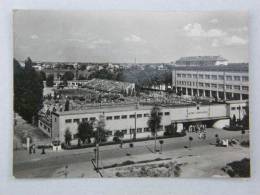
[172,64,249,101]
[38,101,247,143]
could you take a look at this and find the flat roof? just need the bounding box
[53,102,227,116]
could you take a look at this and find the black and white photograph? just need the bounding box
[13,10,250,178]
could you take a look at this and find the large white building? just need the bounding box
[172,63,249,101]
[38,101,248,143]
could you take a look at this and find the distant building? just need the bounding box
[175,56,228,66]
[172,63,249,100]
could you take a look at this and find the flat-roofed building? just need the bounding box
[38,100,248,143]
[172,63,249,100]
[175,56,228,66]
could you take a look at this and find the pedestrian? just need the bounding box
[29,145,32,154]
[33,144,36,154]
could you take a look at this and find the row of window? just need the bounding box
[231,106,246,111]
[39,121,51,133]
[107,126,164,136]
[176,81,249,91]
[65,112,170,123]
[177,73,248,82]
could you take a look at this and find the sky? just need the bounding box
[13,10,248,63]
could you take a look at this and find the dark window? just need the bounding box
[144,113,149,117]
[144,127,150,132]
[90,117,96,121]
[82,118,88,122]
[106,116,113,120]
[122,129,127,134]
[65,119,72,123]
[121,115,127,119]
[73,119,80,123]
[158,112,163,116]
[231,107,236,110]
[137,114,142,118]
[130,114,135,118]
[137,128,142,133]
[107,131,113,136]
[164,112,170,116]
[114,116,120,120]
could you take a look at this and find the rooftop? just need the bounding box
[173,63,249,72]
[176,56,227,62]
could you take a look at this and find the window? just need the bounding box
[218,84,224,89]
[234,76,241,81]
[218,75,224,80]
[158,112,163,116]
[199,74,204,79]
[205,83,210,88]
[242,86,249,91]
[205,75,210,79]
[226,76,232,81]
[193,74,197,79]
[114,116,120,120]
[54,118,56,122]
[144,127,150,132]
[234,85,240,90]
[121,115,127,119]
[177,74,181,78]
[122,129,127,134]
[231,107,236,110]
[144,113,149,117]
[82,118,88,122]
[164,112,170,116]
[226,85,232,90]
[73,118,80,123]
[199,82,204,87]
[90,117,96,121]
[212,75,217,80]
[130,129,135,134]
[242,76,249,82]
[137,128,142,133]
[211,84,217,88]
[40,122,43,126]
[182,74,186,78]
[65,119,72,123]
[137,114,142,118]
[48,128,50,133]
[106,116,113,120]
[130,114,135,118]
[107,131,113,136]
[73,133,79,139]
[187,74,192,78]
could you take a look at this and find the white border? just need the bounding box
[0,0,260,195]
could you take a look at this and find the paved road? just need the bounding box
[13,129,249,178]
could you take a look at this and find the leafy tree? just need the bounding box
[64,99,70,111]
[78,74,86,80]
[147,105,162,152]
[94,115,108,143]
[14,58,43,124]
[62,71,74,81]
[64,128,72,145]
[78,121,94,144]
[113,130,124,143]
[46,74,54,87]
[39,71,46,81]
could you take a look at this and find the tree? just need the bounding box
[113,130,124,145]
[14,58,43,124]
[39,71,46,81]
[46,74,54,87]
[147,105,162,152]
[64,129,72,145]
[78,74,86,80]
[64,99,70,111]
[78,121,94,144]
[94,115,108,143]
[62,71,74,81]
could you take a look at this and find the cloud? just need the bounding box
[124,34,144,43]
[209,18,219,24]
[225,35,247,46]
[212,35,247,47]
[31,34,39,40]
[66,37,111,49]
[183,23,226,37]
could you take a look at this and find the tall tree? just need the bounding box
[14,58,43,124]
[147,105,162,152]
[62,71,74,81]
[46,74,54,87]
[78,121,94,143]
